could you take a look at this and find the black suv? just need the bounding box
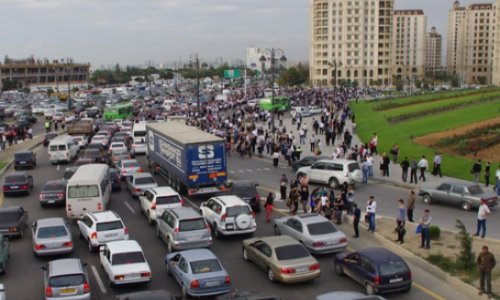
[14,151,37,170]
[227,180,261,213]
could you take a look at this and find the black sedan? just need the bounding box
[14,151,37,170]
[39,179,67,207]
[292,156,328,172]
[0,206,29,238]
[227,180,261,213]
[2,172,34,196]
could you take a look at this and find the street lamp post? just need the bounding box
[327,60,341,113]
[259,48,287,133]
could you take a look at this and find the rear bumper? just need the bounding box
[34,246,73,256]
[375,280,412,294]
[275,269,321,283]
[47,294,91,300]
[309,243,348,255]
[187,284,232,297]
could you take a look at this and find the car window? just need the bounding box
[166,213,176,228]
[326,163,343,171]
[275,245,310,261]
[58,145,67,151]
[286,218,302,232]
[312,162,325,170]
[451,185,465,194]
[68,185,99,198]
[112,251,145,265]
[437,184,451,191]
[379,261,409,276]
[255,242,272,257]
[307,222,337,235]
[467,185,484,195]
[37,225,68,238]
[156,195,181,205]
[360,257,375,273]
[82,216,93,228]
[348,163,360,172]
[226,206,251,217]
[48,274,85,287]
[179,219,206,231]
[124,162,140,168]
[43,182,65,191]
[96,221,123,232]
[5,175,27,183]
[15,153,32,160]
[178,258,188,273]
[0,211,21,222]
[190,259,222,274]
[232,184,256,195]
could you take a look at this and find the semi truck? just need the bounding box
[146,121,227,196]
[66,118,94,135]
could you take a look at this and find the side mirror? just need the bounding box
[99,246,106,253]
[41,266,47,271]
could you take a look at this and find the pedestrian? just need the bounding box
[484,161,491,187]
[366,196,377,233]
[346,191,354,215]
[272,150,280,168]
[295,145,302,160]
[333,195,343,225]
[496,165,500,196]
[309,134,316,153]
[54,121,58,131]
[418,155,428,182]
[432,152,443,177]
[352,203,361,238]
[395,199,406,244]
[410,158,418,184]
[361,160,370,183]
[477,245,496,298]
[27,127,33,139]
[45,120,50,133]
[400,156,409,182]
[288,187,300,215]
[290,176,299,190]
[279,174,288,201]
[472,159,482,184]
[474,199,491,238]
[391,143,399,163]
[419,209,432,249]
[300,184,309,213]
[381,153,390,177]
[265,192,274,222]
[407,190,415,222]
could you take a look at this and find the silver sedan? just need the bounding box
[273,213,347,254]
[125,172,158,197]
[32,217,73,257]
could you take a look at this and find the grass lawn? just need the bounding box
[0,162,6,170]
[351,96,500,181]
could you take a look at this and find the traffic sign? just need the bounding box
[224,69,241,79]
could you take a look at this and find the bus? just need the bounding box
[103,103,134,121]
[258,96,290,112]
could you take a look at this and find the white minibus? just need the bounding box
[48,135,79,164]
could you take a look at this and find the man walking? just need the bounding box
[410,158,418,184]
[419,209,432,249]
[472,159,482,184]
[400,157,409,182]
[407,190,416,222]
[366,196,377,233]
[477,245,496,298]
[484,161,491,187]
[352,203,360,238]
[418,155,428,182]
[474,199,491,238]
[279,174,288,201]
[432,152,442,177]
[396,199,406,244]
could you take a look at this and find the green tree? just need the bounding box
[277,64,309,86]
[455,219,476,271]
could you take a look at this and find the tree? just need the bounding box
[277,64,309,86]
[392,76,404,91]
[450,74,460,88]
[455,219,476,271]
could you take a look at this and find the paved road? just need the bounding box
[0,144,470,300]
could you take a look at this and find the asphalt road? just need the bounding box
[0,146,471,300]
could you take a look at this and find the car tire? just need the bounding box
[243,248,249,261]
[267,268,275,282]
[167,239,173,253]
[273,225,281,236]
[423,194,432,204]
[329,178,340,189]
[213,223,222,239]
[461,201,472,211]
[88,240,95,252]
[366,283,375,295]
[334,262,344,276]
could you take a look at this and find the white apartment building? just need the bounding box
[392,9,427,80]
[447,1,466,75]
[309,0,394,87]
[425,26,443,74]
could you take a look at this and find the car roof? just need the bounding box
[0,206,23,213]
[316,159,357,165]
[232,180,256,186]
[14,151,33,155]
[43,179,66,185]
[121,159,139,164]
[89,210,121,222]
[107,240,142,253]
[48,259,83,277]
[6,171,29,177]
[316,291,385,300]
[178,248,217,261]
[212,195,246,206]
[150,186,178,196]
[36,217,66,227]
[357,248,403,263]
[133,172,154,179]
[256,235,300,248]
[295,213,330,225]
[168,207,202,220]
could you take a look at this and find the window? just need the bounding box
[451,185,465,194]
[68,185,99,198]
[275,245,310,261]
[112,252,145,265]
[179,219,206,231]
[437,184,451,191]
[307,222,337,235]
[379,261,409,276]
[96,221,123,232]
[37,226,68,238]
[190,259,222,274]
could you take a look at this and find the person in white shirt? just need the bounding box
[366,196,377,232]
[495,165,500,196]
[418,155,428,182]
[475,199,491,238]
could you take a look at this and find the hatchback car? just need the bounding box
[226,180,261,213]
[139,187,183,224]
[242,235,321,283]
[0,234,9,274]
[297,159,362,189]
[316,291,386,300]
[14,151,37,170]
[116,159,143,179]
[156,207,212,252]
[32,218,73,256]
[77,211,129,252]
[42,258,91,300]
[39,180,67,207]
[165,249,232,298]
[419,182,498,211]
[126,172,158,198]
[2,172,33,196]
[274,213,347,254]
[100,240,151,286]
[0,206,29,238]
[334,248,412,295]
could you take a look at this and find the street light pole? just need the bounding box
[196,56,200,117]
[260,48,286,133]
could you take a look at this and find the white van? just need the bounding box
[66,164,111,219]
[132,122,147,142]
[48,135,79,164]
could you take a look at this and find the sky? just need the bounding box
[0,0,488,68]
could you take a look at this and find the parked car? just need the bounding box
[2,172,34,196]
[126,172,158,198]
[99,240,151,286]
[273,213,347,254]
[13,151,37,170]
[39,179,67,207]
[215,291,280,300]
[108,168,122,191]
[32,217,73,256]
[165,249,232,298]
[297,159,362,189]
[156,207,212,252]
[116,159,143,179]
[292,156,328,172]
[139,187,183,224]
[334,248,412,295]
[0,234,9,274]
[316,291,386,300]
[419,182,498,211]
[242,235,321,283]
[115,290,178,300]
[226,180,261,213]
[42,258,91,300]
[0,206,29,238]
[43,133,59,147]
[77,211,129,252]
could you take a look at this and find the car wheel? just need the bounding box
[88,240,95,252]
[461,201,472,211]
[423,194,432,204]
[243,248,249,261]
[366,283,375,295]
[213,223,222,239]
[334,262,344,275]
[167,239,173,253]
[273,225,281,236]
[267,268,275,282]
[329,177,339,189]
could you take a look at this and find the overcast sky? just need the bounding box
[0,0,488,68]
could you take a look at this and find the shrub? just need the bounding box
[429,225,441,240]
[455,219,476,271]
[427,253,459,273]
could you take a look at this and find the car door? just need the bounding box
[449,184,465,206]
[308,162,325,182]
[342,253,361,281]
[357,256,376,285]
[99,245,112,279]
[156,211,169,240]
[432,183,451,203]
[77,216,92,240]
[253,241,272,270]
[174,257,190,287]
[285,218,303,241]
[141,190,153,213]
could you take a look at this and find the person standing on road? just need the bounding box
[45,120,50,133]
[410,158,418,184]
[366,196,377,233]
[272,150,280,168]
[477,245,496,298]
[496,165,500,196]
[419,209,432,249]
[279,174,288,201]
[381,153,390,177]
[265,192,274,222]
[309,134,316,153]
[484,161,491,187]
[432,152,443,177]
[400,157,409,182]
[474,199,491,238]
[361,160,370,183]
[472,159,482,184]
[300,184,309,213]
[396,199,406,244]
[407,190,416,222]
[352,203,361,238]
[418,155,428,182]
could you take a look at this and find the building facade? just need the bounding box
[246,46,286,75]
[392,9,427,81]
[447,1,466,75]
[0,56,90,91]
[493,0,500,85]
[425,26,443,75]
[309,0,394,87]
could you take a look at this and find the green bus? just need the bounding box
[258,96,290,112]
[103,103,134,121]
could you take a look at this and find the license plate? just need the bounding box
[390,277,403,283]
[226,224,234,230]
[59,288,77,295]
[46,243,60,249]
[20,161,26,164]
[187,235,201,241]
[125,273,140,279]
[48,200,55,204]
[105,233,118,238]
[205,281,220,287]
[296,267,308,273]
[10,186,18,189]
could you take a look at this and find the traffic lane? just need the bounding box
[228,156,499,239]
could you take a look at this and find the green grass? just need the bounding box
[0,162,6,170]
[352,94,500,181]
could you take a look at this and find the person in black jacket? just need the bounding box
[400,157,409,182]
[353,203,361,238]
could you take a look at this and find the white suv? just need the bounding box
[200,195,257,238]
[77,211,129,252]
[297,159,362,189]
[139,187,183,225]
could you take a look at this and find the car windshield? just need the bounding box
[96,221,123,232]
[179,219,206,231]
[111,143,124,148]
[67,185,99,198]
[379,261,409,276]
[112,252,145,265]
[48,274,85,287]
[226,206,251,217]
[190,259,222,274]
[468,185,484,195]
[307,222,338,235]
[275,244,310,261]
[124,162,139,168]
[14,153,32,160]
[232,184,256,196]
[133,130,146,137]
[156,195,181,205]
[43,182,65,192]
[5,175,26,183]
[0,211,21,222]
[135,177,155,185]
[348,163,360,172]
[37,225,67,238]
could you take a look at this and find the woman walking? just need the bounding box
[265,192,274,222]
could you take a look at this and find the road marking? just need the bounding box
[228,170,235,174]
[256,168,262,172]
[124,201,136,214]
[263,167,271,171]
[413,282,447,300]
[246,169,253,172]
[56,164,60,171]
[90,265,107,294]
[237,170,245,173]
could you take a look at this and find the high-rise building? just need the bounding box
[447,1,466,75]
[392,9,427,81]
[425,26,443,75]
[309,0,394,87]
[493,0,500,85]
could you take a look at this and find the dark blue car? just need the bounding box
[334,248,412,295]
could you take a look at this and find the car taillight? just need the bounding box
[190,279,200,289]
[374,275,381,285]
[63,242,73,247]
[133,188,141,193]
[9,228,17,233]
[35,244,45,250]
[141,271,151,277]
[339,237,348,243]
[91,232,97,240]
[309,263,321,271]
[45,287,53,297]
[174,227,179,233]
[83,282,90,293]
[124,227,129,235]
[312,241,325,248]
[224,276,231,284]
[151,202,156,210]
[2,186,8,191]
[114,275,124,281]
[181,198,185,206]
[20,184,29,190]
[281,267,296,274]
[97,202,102,210]
[138,167,143,172]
